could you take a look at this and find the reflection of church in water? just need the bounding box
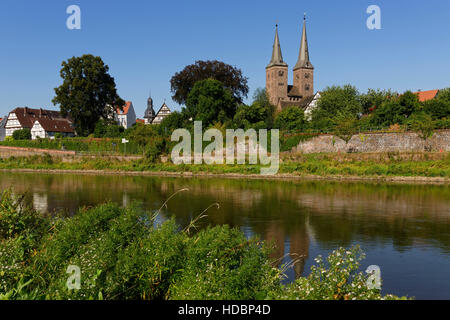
[264,217,310,278]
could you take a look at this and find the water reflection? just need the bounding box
[0,172,448,299]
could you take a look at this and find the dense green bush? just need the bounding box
[94,120,125,138]
[12,129,31,141]
[274,107,308,132]
[0,191,408,300]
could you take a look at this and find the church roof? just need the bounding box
[267,25,288,68]
[279,95,315,110]
[294,16,314,70]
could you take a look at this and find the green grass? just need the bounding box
[0,153,448,178]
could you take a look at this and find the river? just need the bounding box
[1,172,449,299]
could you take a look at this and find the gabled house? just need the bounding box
[5,107,74,138]
[304,91,321,120]
[31,118,75,140]
[115,101,136,129]
[151,103,172,125]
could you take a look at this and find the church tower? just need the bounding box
[293,15,314,97]
[266,25,288,107]
[144,93,156,124]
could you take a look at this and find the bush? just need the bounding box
[12,129,31,141]
[169,225,278,300]
[274,107,308,132]
[269,246,408,300]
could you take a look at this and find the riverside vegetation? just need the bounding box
[0,151,448,178]
[0,189,409,300]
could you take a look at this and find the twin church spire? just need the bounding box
[266,15,315,109]
[268,15,313,70]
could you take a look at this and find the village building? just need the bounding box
[152,103,172,125]
[144,96,156,124]
[30,118,75,140]
[115,101,136,129]
[4,107,74,139]
[143,95,172,125]
[266,16,317,113]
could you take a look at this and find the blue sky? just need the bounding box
[0,0,449,117]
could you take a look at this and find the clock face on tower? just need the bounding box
[278,71,284,77]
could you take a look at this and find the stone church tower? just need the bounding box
[266,16,314,111]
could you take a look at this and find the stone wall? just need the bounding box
[295,130,450,154]
[0,146,76,158]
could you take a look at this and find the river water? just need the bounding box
[1,172,449,299]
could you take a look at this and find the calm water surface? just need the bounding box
[1,172,449,299]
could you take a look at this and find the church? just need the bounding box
[143,95,172,125]
[266,16,316,112]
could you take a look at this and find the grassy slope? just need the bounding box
[0,152,448,179]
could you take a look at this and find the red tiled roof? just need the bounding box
[414,90,439,102]
[136,119,145,124]
[116,101,132,115]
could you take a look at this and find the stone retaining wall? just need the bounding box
[295,130,450,154]
[0,146,76,158]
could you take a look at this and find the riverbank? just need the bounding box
[0,152,448,184]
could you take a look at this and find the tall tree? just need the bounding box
[170,60,249,105]
[52,54,124,136]
[183,79,235,127]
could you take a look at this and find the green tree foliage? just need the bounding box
[158,111,187,136]
[421,88,450,120]
[170,60,249,105]
[274,107,308,131]
[252,88,275,128]
[183,79,236,127]
[12,129,31,141]
[333,113,359,144]
[311,85,362,132]
[360,89,397,114]
[125,123,160,147]
[93,120,125,138]
[407,113,434,142]
[370,91,421,127]
[233,102,269,130]
[52,54,124,136]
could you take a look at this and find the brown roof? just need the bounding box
[10,107,71,129]
[34,118,74,133]
[414,90,439,102]
[287,85,302,97]
[136,119,145,124]
[279,95,315,110]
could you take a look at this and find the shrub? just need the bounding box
[12,129,31,141]
[274,107,308,132]
[269,246,408,300]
